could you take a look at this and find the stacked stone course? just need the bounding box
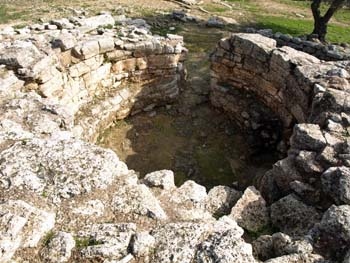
[0,14,186,142]
[211,33,350,261]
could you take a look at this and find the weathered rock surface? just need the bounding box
[0,136,128,201]
[230,186,269,232]
[321,166,350,205]
[311,205,350,261]
[0,200,55,262]
[150,216,255,263]
[270,194,320,236]
[264,253,326,263]
[112,181,167,220]
[77,223,136,261]
[142,170,175,190]
[205,185,241,216]
[41,232,75,263]
[195,218,256,263]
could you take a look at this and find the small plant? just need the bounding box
[42,231,55,246]
[244,224,278,239]
[103,24,114,30]
[74,237,103,248]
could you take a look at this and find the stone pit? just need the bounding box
[0,13,350,263]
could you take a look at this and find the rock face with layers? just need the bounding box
[211,33,350,261]
[0,14,186,143]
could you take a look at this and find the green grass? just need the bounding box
[194,145,235,189]
[0,4,33,23]
[42,231,55,246]
[75,237,103,248]
[255,15,350,43]
[204,3,229,13]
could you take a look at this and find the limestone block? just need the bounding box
[98,37,115,53]
[322,166,350,205]
[79,223,136,260]
[54,33,77,51]
[69,55,103,77]
[143,170,175,190]
[73,40,100,59]
[0,40,42,68]
[39,73,64,98]
[230,186,270,232]
[290,124,327,151]
[41,232,75,263]
[112,183,167,220]
[83,63,111,89]
[105,50,132,62]
[271,194,320,235]
[205,185,241,216]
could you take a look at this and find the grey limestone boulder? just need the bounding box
[0,136,128,201]
[321,166,350,205]
[290,124,327,151]
[150,222,212,263]
[312,205,350,261]
[112,182,167,220]
[0,40,43,69]
[265,253,326,263]
[143,170,175,190]
[170,180,207,205]
[272,232,313,257]
[205,185,242,217]
[252,235,274,261]
[195,216,256,263]
[230,186,270,232]
[270,194,320,236]
[41,232,75,263]
[130,231,156,258]
[78,223,136,261]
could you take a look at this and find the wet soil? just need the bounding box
[98,24,279,190]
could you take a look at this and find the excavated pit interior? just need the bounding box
[98,25,280,190]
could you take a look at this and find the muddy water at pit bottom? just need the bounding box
[98,104,278,190]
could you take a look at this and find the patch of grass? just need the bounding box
[204,3,229,13]
[245,224,278,240]
[174,171,187,186]
[195,145,234,189]
[112,119,129,128]
[42,231,55,246]
[74,237,103,248]
[0,5,31,23]
[179,26,224,53]
[13,23,27,29]
[254,15,350,43]
[151,25,182,37]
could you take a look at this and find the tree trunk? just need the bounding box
[312,17,328,42]
[310,0,346,42]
